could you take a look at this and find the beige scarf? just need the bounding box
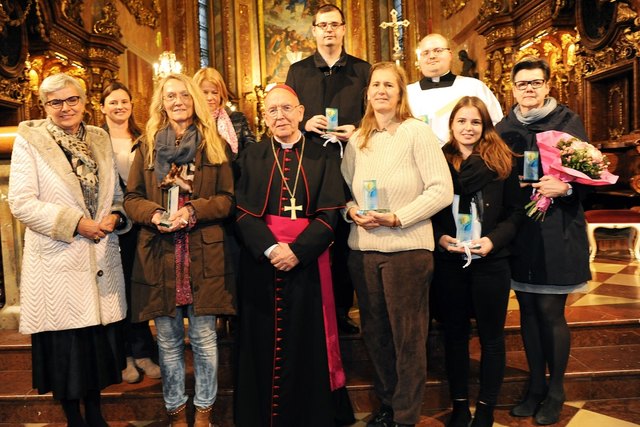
[46,118,99,218]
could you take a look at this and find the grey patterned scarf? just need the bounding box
[46,118,99,218]
[154,124,199,184]
[514,97,558,125]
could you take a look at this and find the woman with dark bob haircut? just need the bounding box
[496,56,591,425]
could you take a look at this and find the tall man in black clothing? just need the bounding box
[286,3,370,334]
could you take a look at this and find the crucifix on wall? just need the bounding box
[380,9,410,65]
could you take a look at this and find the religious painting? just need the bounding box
[259,0,341,84]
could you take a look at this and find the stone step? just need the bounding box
[0,343,638,424]
[336,317,640,362]
[1,316,638,424]
[3,318,638,371]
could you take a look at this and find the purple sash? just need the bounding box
[265,214,346,390]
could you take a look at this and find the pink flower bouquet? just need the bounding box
[525,130,618,221]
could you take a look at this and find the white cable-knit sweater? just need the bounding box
[341,118,453,253]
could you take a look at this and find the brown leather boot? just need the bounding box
[194,405,213,427]
[167,403,188,427]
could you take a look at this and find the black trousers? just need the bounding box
[331,218,354,314]
[120,227,157,359]
[433,256,510,406]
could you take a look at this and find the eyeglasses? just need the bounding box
[514,79,546,91]
[419,47,450,58]
[265,104,300,118]
[44,96,81,109]
[163,92,192,103]
[313,22,344,31]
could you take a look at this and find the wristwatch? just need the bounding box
[564,183,573,197]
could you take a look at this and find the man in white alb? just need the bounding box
[407,33,504,146]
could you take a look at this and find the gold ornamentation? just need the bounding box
[0,4,8,33]
[270,135,306,220]
[0,0,32,33]
[607,84,625,140]
[623,29,640,51]
[578,27,640,76]
[478,0,510,22]
[224,0,235,98]
[552,0,568,19]
[49,28,86,56]
[0,77,29,102]
[93,0,122,39]
[520,5,551,34]
[254,84,267,141]
[34,0,48,41]
[483,49,513,107]
[616,2,638,25]
[442,0,466,19]
[379,9,410,62]
[118,0,160,29]
[88,47,119,64]
[60,0,84,27]
[485,26,515,45]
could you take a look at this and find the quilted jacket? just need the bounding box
[8,119,129,334]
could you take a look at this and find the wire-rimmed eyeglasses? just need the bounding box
[265,104,300,118]
[313,22,345,31]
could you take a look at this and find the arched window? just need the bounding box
[394,0,404,55]
[198,0,210,68]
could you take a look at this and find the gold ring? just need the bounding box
[93,236,100,244]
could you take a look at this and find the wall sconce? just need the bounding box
[153,51,183,81]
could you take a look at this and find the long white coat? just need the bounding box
[8,119,129,334]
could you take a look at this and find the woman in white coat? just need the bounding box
[8,73,130,427]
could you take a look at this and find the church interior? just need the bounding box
[0,0,639,425]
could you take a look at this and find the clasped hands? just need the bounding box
[348,207,397,231]
[304,116,355,141]
[439,235,494,258]
[76,214,120,243]
[152,206,191,233]
[269,242,299,272]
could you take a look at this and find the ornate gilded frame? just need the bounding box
[118,0,160,28]
[257,0,341,84]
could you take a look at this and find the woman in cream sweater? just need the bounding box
[341,62,453,427]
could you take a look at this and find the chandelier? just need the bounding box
[153,51,183,80]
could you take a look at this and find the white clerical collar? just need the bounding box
[274,132,302,149]
[432,71,452,82]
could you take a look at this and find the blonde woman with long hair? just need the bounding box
[193,67,256,160]
[341,62,453,427]
[124,73,234,427]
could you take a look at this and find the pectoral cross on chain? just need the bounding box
[284,197,302,220]
[380,9,410,63]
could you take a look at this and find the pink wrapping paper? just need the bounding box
[535,130,618,185]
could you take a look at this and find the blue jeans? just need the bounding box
[155,305,218,412]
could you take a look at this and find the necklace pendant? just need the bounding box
[284,197,303,220]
